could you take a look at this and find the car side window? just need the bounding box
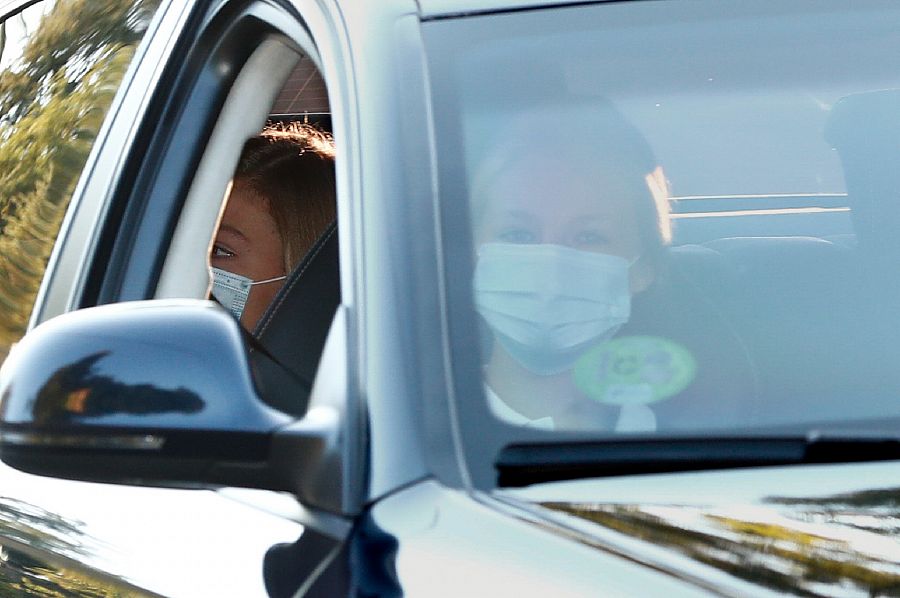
[0,0,161,361]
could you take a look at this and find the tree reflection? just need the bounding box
[33,352,204,424]
[0,496,154,596]
[544,488,900,596]
[765,487,900,546]
[0,497,86,557]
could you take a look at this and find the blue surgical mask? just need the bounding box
[211,267,286,320]
[474,243,633,375]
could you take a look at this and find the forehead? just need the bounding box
[223,181,271,218]
[476,154,645,222]
[220,182,280,245]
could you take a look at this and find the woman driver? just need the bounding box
[210,123,336,332]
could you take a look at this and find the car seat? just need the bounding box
[249,222,340,416]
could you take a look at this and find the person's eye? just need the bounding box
[497,228,538,244]
[211,244,235,258]
[573,230,610,247]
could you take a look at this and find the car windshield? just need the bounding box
[424,0,900,484]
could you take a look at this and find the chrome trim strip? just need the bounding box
[0,431,165,450]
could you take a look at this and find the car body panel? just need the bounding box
[332,0,454,497]
[0,462,303,596]
[371,479,716,597]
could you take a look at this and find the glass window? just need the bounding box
[0,0,161,361]
[425,1,900,444]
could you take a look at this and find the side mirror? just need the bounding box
[0,300,352,513]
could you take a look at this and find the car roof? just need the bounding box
[417,0,604,19]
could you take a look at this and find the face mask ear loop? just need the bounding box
[250,274,287,286]
[208,293,313,394]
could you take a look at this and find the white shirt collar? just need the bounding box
[486,385,657,432]
[485,385,555,430]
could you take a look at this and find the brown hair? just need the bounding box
[234,122,336,273]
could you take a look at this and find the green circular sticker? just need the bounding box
[573,336,697,405]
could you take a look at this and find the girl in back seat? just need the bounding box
[472,102,756,432]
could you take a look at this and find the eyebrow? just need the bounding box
[494,209,538,222]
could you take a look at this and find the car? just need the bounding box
[1,0,900,596]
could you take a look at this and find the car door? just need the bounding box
[0,0,359,595]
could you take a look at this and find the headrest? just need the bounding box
[250,222,340,415]
[825,90,900,252]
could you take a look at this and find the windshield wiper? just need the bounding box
[496,435,900,487]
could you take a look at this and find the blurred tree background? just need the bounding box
[0,0,159,359]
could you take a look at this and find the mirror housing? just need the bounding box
[0,300,352,513]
